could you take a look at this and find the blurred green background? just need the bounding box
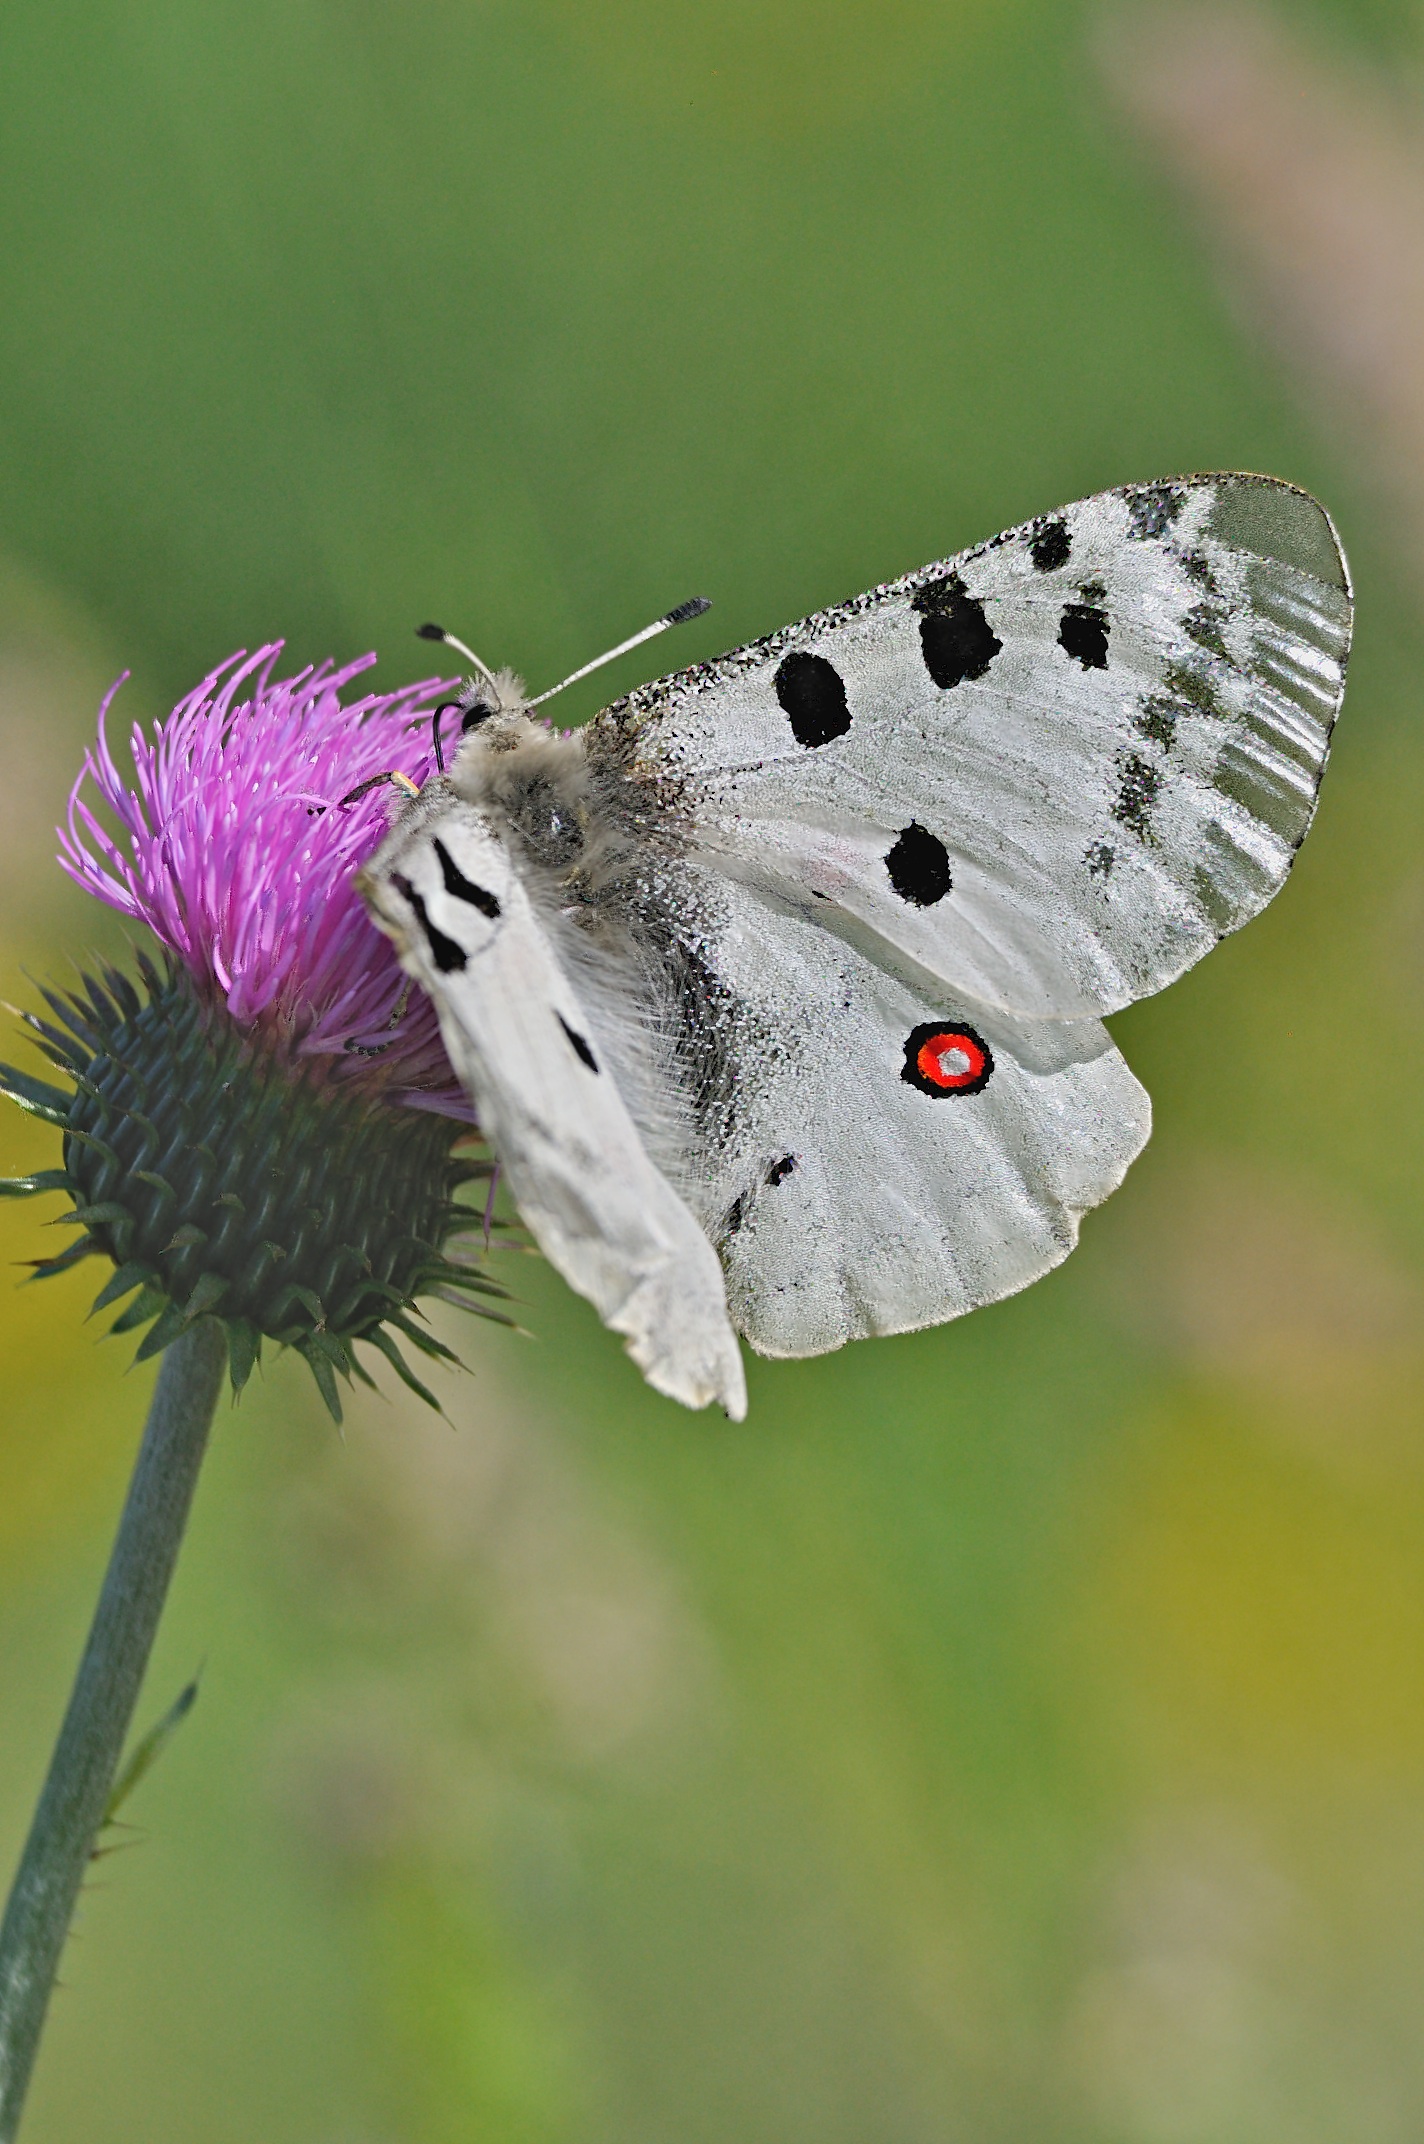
[2,0,1423,2137]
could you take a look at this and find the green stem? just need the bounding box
[0,1318,227,2140]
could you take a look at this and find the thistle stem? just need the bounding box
[0,1318,227,2139]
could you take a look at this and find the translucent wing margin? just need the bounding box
[591,476,1352,1019]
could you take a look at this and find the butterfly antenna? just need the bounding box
[527,596,711,708]
[415,622,502,700]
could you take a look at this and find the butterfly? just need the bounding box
[357,474,1352,1420]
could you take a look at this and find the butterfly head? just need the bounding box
[427,665,533,778]
[449,666,531,736]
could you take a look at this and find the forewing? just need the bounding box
[358,795,746,1417]
[592,475,1351,1019]
[642,866,1150,1358]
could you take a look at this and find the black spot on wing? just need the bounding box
[1030,518,1071,572]
[774,651,851,747]
[765,1153,797,1187]
[433,837,501,917]
[912,573,1002,689]
[1058,600,1109,670]
[1112,754,1164,841]
[885,822,952,907]
[557,1013,599,1073]
[1126,484,1185,540]
[392,874,467,973]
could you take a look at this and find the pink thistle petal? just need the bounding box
[61,646,468,1116]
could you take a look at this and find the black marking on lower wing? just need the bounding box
[392,874,468,972]
[885,822,952,906]
[557,1013,600,1072]
[433,837,502,917]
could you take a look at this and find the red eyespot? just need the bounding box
[917,1032,984,1087]
[901,1022,993,1097]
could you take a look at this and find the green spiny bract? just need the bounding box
[0,955,508,1419]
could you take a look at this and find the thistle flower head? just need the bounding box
[1,646,507,1418]
[59,644,464,1112]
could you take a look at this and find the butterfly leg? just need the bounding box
[344,978,413,1057]
[336,770,422,808]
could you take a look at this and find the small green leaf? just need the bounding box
[225,1318,260,1393]
[25,1237,99,1280]
[102,1676,200,1827]
[307,1328,352,1376]
[109,1282,167,1335]
[163,1223,208,1251]
[297,1338,343,1423]
[69,1200,133,1228]
[90,1261,155,1314]
[62,1127,122,1168]
[388,1310,460,1364]
[427,1283,517,1326]
[182,1271,228,1320]
[363,1325,441,1411]
[0,1062,72,1124]
[133,1301,190,1361]
[0,1169,71,1198]
[432,1263,512,1301]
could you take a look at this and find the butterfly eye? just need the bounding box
[431,696,496,774]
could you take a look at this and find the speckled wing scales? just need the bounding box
[592,475,1352,1020]
[644,867,1151,1358]
[358,796,747,1417]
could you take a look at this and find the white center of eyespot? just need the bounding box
[938,1047,971,1079]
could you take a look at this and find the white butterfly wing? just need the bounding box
[640,866,1150,1358]
[358,797,747,1418]
[593,475,1351,1020]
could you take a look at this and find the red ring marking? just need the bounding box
[916,1029,987,1090]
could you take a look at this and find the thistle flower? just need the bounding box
[0,644,508,1419]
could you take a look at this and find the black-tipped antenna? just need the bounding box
[415,621,500,700]
[527,597,712,708]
